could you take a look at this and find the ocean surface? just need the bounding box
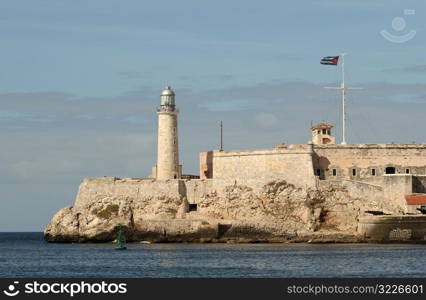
[1,232,426,277]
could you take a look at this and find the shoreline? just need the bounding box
[5,232,426,245]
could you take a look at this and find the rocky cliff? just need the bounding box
[44,177,397,243]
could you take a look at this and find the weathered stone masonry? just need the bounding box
[44,85,426,243]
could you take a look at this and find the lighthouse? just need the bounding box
[154,86,181,180]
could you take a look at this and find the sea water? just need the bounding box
[1,232,426,278]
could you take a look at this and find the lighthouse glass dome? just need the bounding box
[160,86,175,108]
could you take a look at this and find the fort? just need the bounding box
[45,86,426,243]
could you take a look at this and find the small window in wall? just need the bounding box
[385,167,396,174]
[406,168,410,174]
[188,204,197,212]
[327,130,331,135]
[316,169,321,176]
[317,130,321,134]
[322,129,327,134]
[322,138,331,144]
[352,169,357,176]
[332,169,337,176]
[371,169,376,176]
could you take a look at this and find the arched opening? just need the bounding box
[322,138,332,144]
[385,167,396,174]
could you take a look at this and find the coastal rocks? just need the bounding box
[44,206,80,242]
[131,219,217,242]
[44,177,392,243]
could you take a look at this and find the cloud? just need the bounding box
[0,110,55,123]
[216,74,233,81]
[13,159,84,181]
[124,115,147,124]
[312,0,387,10]
[272,54,302,61]
[382,65,426,73]
[199,99,252,111]
[0,90,157,131]
[117,71,145,79]
[255,113,279,128]
[3,131,155,184]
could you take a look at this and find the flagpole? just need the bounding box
[324,53,362,145]
[341,53,347,145]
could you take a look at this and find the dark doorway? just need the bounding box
[385,167,396,174]
[188,204,197,212]
[218,224,232,238]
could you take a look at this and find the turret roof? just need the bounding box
[311,123,334,131]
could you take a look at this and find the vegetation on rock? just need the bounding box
[97,204,119,219]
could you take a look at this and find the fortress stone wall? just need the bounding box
[74,177,183,212]
[200,143,426,188]
[313,144,426,183]
[200,145,316,188]
[197,142,426,214]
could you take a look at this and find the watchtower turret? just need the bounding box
[311,123,335,145]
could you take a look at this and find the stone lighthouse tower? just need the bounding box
[155,86,181,180]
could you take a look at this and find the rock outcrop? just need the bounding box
[44,177,395,243]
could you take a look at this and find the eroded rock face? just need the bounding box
[44,206,80,242]
[44,178,391,243]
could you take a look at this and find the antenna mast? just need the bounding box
[325,53,362,144]
[220,121,223,151]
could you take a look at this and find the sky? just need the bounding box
[0,0,425,231]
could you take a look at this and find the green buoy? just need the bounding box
[115,225,127,250]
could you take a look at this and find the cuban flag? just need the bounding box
[320,56,339,66]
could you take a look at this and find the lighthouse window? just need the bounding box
[406,168,410,174]
[352,169,357,176]
[332,169,337,176]
[371,169,376,176]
